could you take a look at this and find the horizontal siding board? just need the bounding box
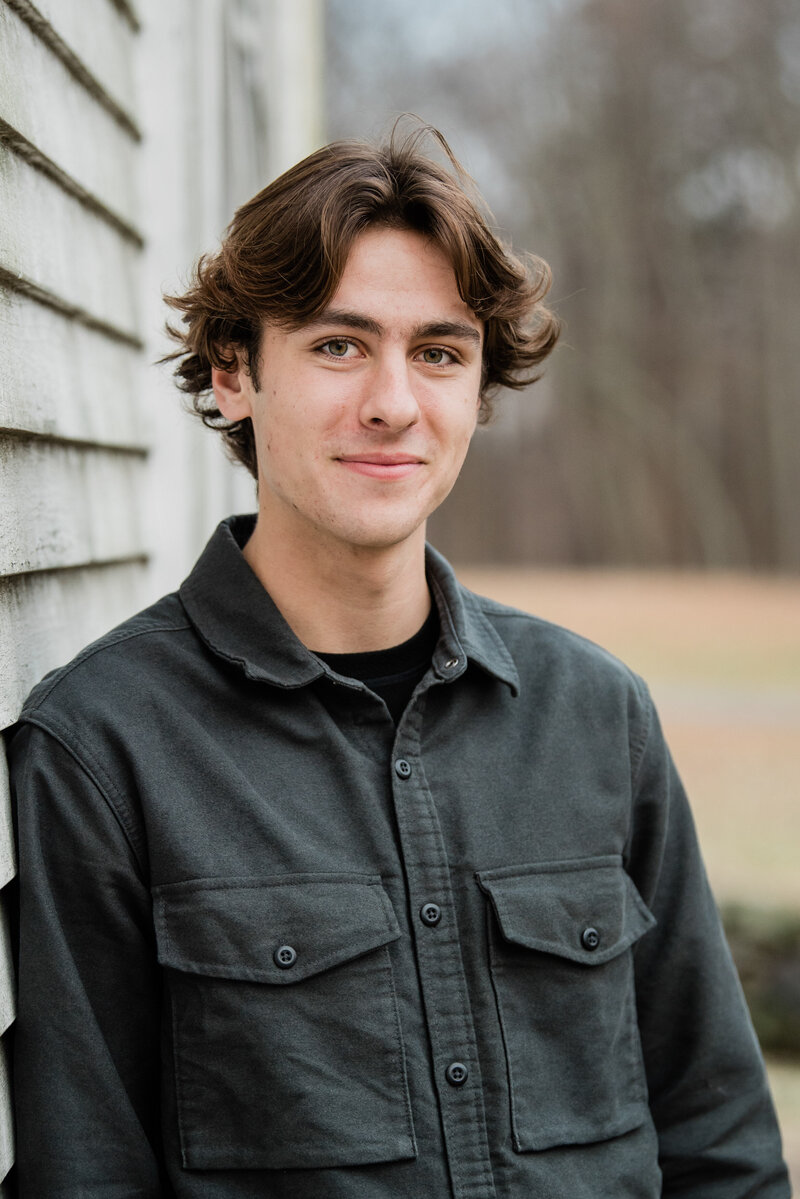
[19,0,137,126]
[0,758,13,892]
[0,293,145,448]
[0,3,138,228]
[0,438,147,577]
[0,560,148,727]
[0,147,139,339]
[112,0,141,31]
[0,116,142,247]
[1,0,146,1182]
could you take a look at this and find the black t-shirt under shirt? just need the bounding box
[314,605,439,725]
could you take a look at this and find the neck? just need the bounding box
[242,518,431,654]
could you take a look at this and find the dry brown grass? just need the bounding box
[457,569,800,688]
[457,566,800,1183]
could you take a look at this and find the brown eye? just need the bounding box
[325,339,351,357]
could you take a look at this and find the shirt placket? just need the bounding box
[390,683,497,1199]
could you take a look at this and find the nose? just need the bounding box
[359,353,421,431]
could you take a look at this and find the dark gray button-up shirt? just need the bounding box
[9,516,790,1197]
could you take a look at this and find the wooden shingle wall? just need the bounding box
[0,0,147,1181]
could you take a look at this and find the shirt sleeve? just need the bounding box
[8,721,169,1197]
[624,684,791,1197]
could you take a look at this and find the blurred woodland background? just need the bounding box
[326,0,800,570]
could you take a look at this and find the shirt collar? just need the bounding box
[179,515,519,694]
[424,543,519,694]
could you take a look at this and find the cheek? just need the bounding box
[455,400,480,450]
[434,413,477,484]
[252,416,293,484]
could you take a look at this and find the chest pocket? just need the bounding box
[477,856,656,1153]
[153,874,416,1171]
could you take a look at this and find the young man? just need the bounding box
[9,129,789,1197]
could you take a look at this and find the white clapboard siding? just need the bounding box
[0,2,139,229]
[0,560,148,728]
[21,0,138,126]
[0,147,140,339]
[0,439,146,578]
[0,292,143,448]
[0,0,324,1182]
[0,0,148,1182]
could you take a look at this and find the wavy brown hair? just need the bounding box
[162,123,560,478]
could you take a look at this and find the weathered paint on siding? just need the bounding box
[0,0,148,1177]
[0,561,148,729]
[23,0,139,121]
[0,3,140,227]
[0,439,146,577]
[0,292,143,447]
[0,0,323,1183]
[0,147,141,338]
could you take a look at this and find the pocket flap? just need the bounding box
[153,873,401,983]
[476,855,655,965]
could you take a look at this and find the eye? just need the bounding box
[418,346,455,366]
[318,338,359,359]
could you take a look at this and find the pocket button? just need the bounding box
[274,944,298,969]
[581,926,601,951]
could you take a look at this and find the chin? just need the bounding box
[332,518,427,553]
[319,500,433,551]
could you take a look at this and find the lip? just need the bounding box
[336,453,425,480]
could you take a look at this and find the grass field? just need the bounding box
[456,567,800,1184]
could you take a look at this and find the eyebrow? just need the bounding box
[303,308,483,347]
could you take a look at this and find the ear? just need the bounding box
[211,351,255,422]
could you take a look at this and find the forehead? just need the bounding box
[329,227,480,329]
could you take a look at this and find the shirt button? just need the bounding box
[581,927,600,951]
[420,902,442,926]
[444,657,459,669]
[445,1061,469,1087]
[395,758,412,779]
[274,945,297,969]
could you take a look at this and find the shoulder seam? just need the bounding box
[18,713,148,876]
[28,620,193,710]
